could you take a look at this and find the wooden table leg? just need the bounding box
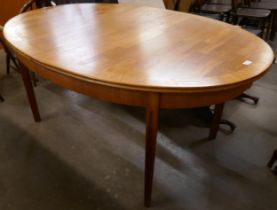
[20,64,41,122]
[144,93,159,207]
[209,103,225,140]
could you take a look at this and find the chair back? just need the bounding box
[243,0,251,7]
[231,0,249,10]
[20,0,36,13]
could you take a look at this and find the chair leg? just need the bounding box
[261,20,265,40]
[6,54,11,75]
[10,55,20,71]
[0,94,4,102]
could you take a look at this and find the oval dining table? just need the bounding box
[4,3,274,207]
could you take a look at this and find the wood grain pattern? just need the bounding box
[4,4,274,93]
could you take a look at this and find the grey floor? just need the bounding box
[1,4,277,210]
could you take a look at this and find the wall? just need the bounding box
[0,0,27,26]
[120,0,164,8]
[0,0,164,26]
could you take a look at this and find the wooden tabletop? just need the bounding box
[4,3,274,92]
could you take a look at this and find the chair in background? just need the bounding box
[229,0,271,105]
[0,1,43,86]
[20,0,37,13]
[0,29,7,102]
[0,93,4,102]
[1,25,38,88]
[196,0,232,21]
[0,26,20,76]
[1,14,21,102]
[230,0,271,40]
[245,0,277,40]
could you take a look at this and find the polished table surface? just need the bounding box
[4,3,274,207]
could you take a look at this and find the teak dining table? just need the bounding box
[4,3,274,207]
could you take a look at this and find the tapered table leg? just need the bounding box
[144,93,159,207]
[20,64,41,122]
[209,103,224,140]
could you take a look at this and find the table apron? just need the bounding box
[18,56,252,109]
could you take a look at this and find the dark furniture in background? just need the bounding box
[247,0,277,40]
[231,0,271,39]
[0,26,20,76]
[197,0,232,21]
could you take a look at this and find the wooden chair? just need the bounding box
[245,0,277,40]
[0,1,45,85]
[196,0,233,21]
[0,26,21,75]
[231,0,271,39]
[20,0,37,13]
[1,25,20,101]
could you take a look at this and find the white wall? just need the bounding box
[119,0,165,8]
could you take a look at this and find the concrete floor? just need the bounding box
[1,1,277,210]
